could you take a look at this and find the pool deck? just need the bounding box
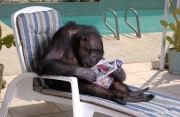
[1,21,180,117]
[0,21,173,76]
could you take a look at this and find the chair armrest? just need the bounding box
[12,72,77,81]
[36,73,81,117]
[8,72,81,117]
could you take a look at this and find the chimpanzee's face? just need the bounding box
[78,30,104,68]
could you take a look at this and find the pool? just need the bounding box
[62,10,175,35]
[1,10,174,35]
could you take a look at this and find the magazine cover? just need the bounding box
[91,59,122,89]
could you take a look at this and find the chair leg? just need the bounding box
[81,108,95,117]
[0,81,17,117]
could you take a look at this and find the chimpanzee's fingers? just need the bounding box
[83,74,96,83]
[75,68,97,83]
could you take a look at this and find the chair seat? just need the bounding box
[34,85,180,117]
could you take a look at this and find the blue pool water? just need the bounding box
[1,10,174,35]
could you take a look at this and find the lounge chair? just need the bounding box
[0,6,180,117]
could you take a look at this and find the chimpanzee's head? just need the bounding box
[75,26,104,68]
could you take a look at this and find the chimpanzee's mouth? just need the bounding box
[85,62,92,68]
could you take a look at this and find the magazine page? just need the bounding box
[91,59,122,89]
[91,59,117,81]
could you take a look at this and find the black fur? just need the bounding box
[37,22,154,104]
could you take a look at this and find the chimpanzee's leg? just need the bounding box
[110,81,155,102]
[78,80,127,105]
[109,81,130,95]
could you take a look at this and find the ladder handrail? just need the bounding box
[104,8,120,40]
[124,8,141,38]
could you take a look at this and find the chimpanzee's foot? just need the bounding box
[138,94,155,102]
[125,93,155,103]
[112,92,127,105]
[113,98,126,105]
[129,87,150,97]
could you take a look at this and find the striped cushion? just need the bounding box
[34,85,180,117]
[17,10,62,71]
[17,9,62,88]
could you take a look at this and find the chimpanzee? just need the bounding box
[37,22,154,105]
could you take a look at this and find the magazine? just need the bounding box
[91,59,122,89]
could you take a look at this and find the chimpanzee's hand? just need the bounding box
[73,68,97,83]
[111,67,126,82]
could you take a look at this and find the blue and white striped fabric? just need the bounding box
[17,9,62,87]
[39,86,180,117]
[17,10,61,72]
[85,85,180,117]
[117,86,180,117]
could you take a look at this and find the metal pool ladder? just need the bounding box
[103,8,141,40]
[124,8,141,38]
[104,8,120,40]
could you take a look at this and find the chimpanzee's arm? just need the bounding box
[111,67,126,82]
[37,60,97,83]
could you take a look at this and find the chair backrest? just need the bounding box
[11,6,62,73]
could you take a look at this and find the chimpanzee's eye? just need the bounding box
[89,49,103,54]
[83,36,88,40]
[97,49,103,54]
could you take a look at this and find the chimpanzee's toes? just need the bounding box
[144,94,155,102]
[149,94,155,100]
[144,87,150,92]
[129,87,150,97]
